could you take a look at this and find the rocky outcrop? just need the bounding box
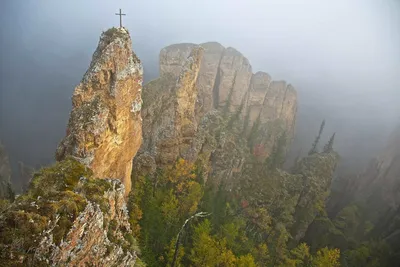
[157,43,296,136]
[136,47,203,170]
[0,141,12,199]
[160,43,198,77]
[0,158,142,266]
[135,42,298,183]
[56,27,143,194]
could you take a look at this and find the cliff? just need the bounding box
[158,42,297,135]
[138,46,203,168]
[0,158,141,266]
[134,42,297,184]
[56,27,143,195]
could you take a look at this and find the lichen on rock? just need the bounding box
[0,158,140,266]
[56,27,143,195]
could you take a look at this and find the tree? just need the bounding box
[266,131,287,170]
[236,254,257,267]
[311,247,340,267]
[171,212,211,267]
[189,219,223,266]
[251,243,271,266]
[279,243,311,267]
[323,133,336,153]
[248,114,261,152]
[309,120,325,155]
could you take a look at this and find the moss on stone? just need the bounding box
[82,178,112,213]
[0,158,122,265]
[29,157,93,198]
[124,232,141,254]
[107,219,118,243]
[102,27,130,45]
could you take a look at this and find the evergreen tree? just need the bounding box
[266,132,287,171]
[323,133,335,153]
[308,120,325,155]
[291,149,302,172]
[248,114,261,152]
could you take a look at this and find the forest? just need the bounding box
[126,119,393,267]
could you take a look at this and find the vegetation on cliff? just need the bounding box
[0,158,141,266]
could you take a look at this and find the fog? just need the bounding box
[1,0,399,189]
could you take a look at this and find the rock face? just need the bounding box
[195,42,225,121]
[0,141,12,199]
[159,43,198,77]
[251,81,297,158]
[137,47,203,170]
[56,27,143,194]
[247,72,271,126]
[134,41,297,184]
[0,158,141,266]
[216,47,253,113]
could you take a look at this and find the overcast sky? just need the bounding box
[1,0,399,188]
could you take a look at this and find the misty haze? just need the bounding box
[0,0,399,266]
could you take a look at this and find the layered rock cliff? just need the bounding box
[134,42,297,184]
[56,27,143,194]
[158,43,297,132]
[138,46,203,168]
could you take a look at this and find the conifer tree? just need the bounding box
[308,120,325,155]
[266,132,287,170]
[248,114,261,152]
[323,133,336,153]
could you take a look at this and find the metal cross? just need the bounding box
[115,9,126,28]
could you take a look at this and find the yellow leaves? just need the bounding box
[279,243,311,267]
[237,254,257,267]
[311,247,340,267]
[165,158,197,193]
[129,203,143,236]
[219,248,237,266]
[163,158,203,215]
[280,244,340,267]
[190,220,257,267]
[165,237,185,267]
